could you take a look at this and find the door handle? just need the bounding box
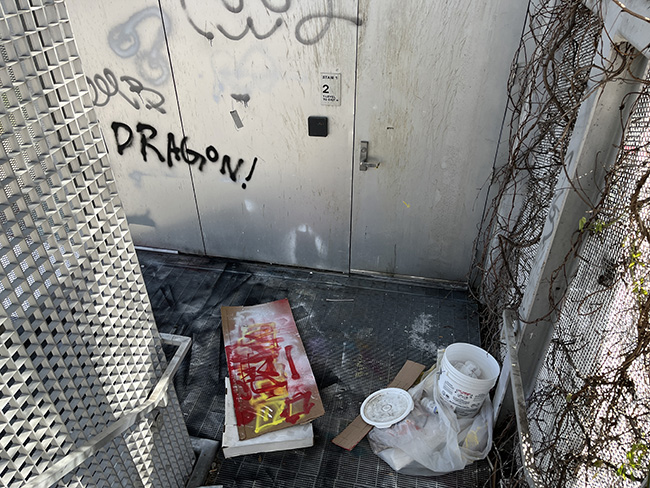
[359,141,381,171]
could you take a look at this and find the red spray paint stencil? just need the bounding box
[221,299,325,440]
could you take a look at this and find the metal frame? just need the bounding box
[0,2,196,486]
[507,6,650,403]
[501,310,543,488]
[492,5,650,484]
[23,334,192,488]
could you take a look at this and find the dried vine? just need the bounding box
[527,86,650,486]
[473,0,650,486]
[474,0,605,356]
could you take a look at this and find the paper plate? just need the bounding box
[360,387,414,429]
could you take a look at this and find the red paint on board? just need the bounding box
[222,299,325,440]
[285,345,301,380]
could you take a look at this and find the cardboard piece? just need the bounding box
[332,360,426,451]
[222,378,314,458]
[221,299,325,440]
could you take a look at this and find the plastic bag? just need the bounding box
[367,367,493,476]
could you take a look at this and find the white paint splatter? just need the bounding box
[408,313,439,355]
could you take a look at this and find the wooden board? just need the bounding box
[222,378,313,458]
[221,299,325,440]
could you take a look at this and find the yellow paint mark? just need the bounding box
[254,397,286,434]
[402,201,411,208]
[355,356,366,378]
[287,396,305,419]
[463,430,480,449]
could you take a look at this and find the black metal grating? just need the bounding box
[140,251,491,488]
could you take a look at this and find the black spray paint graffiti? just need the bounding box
[111,122,259,189]
[109,7,171,85]
[180,0,361,45]
[231,93,251,107]
[87,69,166,114]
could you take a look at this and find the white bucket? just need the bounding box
[438,343,500,417]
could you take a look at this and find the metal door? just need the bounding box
[351,0,528,282]
[157,0,359,272]
[65,0,526,280]
[66,0,359,272]
[65,0,204,255]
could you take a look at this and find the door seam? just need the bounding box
[348,0,362,274]
[157,0,208,256]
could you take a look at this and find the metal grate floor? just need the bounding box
[138,250,490,487]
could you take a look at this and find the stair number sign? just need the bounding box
[321,72,341,106]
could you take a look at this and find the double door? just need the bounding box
[67,0,525,282]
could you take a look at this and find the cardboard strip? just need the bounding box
[332,360,426,451]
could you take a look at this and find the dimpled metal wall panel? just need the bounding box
[0,1,194,487]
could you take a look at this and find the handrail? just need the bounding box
[24,333,192,488]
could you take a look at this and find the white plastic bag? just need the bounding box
[367,367,493,476]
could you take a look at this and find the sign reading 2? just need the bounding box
[320,72,341,106]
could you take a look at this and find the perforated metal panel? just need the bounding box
[480,4,601,315]
[527,71,650,487]
[0,1,194,487]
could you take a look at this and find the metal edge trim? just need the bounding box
[503,309,544,488]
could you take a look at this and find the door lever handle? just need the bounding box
[360,141,381,171]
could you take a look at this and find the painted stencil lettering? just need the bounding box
[111,121,260,188]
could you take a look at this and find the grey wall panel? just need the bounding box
[65,0,205,255]
[351,0,529,282]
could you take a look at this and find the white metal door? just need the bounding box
[66,0,526,279]
[65,0,204,255]
[67,0,359,272]
[351,0,528,282]
[158,0,359,272]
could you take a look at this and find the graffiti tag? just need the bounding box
[225,321,314,433]
[109,7,171,85]
[180,0,361,45]
[110,121,259,189]
[87,69,166,114]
